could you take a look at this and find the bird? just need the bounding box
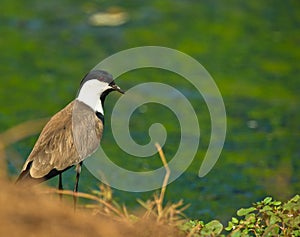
[16,70,124,197]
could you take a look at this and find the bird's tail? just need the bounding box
[15,162,42,186]
[15,169,30,184]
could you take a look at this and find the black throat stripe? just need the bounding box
[95,111,104,124]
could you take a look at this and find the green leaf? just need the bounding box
[282,201,299,212]
[292,230,300,236]
[180,220,204,232]
[200,220,223,235]
[264,225,280,236]
[293,216,300,226]
[272,201,282,206]
[270,215,281,225]
[225,222,233,231]
[242,229,249,234]
[261,205,272,212]
[263,197,273,204]
[246,213,257,224]
[237,207,256,216]
[231,231,241,237]
[232,217,239,224]
[290,195,300,203]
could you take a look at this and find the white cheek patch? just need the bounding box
[76,79,111,113]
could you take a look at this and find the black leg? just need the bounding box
[58,173,63,201]
[73,161,83,210]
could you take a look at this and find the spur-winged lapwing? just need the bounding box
[16,70,124,195]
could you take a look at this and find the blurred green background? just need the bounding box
[1,0,299,223]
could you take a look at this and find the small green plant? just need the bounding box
[180,219,223,237]
[225,195,300,236]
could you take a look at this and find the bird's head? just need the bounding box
[77,70,124,112]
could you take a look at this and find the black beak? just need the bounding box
[111,84,125,94]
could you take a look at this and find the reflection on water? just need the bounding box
[88,7,129,26]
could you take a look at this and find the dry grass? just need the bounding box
[44,143,189,227]
[137,143,189,225]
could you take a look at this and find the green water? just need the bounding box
[1,1,299,223]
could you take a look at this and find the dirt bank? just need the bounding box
[0,178,180,237]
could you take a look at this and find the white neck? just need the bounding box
[76,79,110,114]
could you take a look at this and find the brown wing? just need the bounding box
[17,100,103,182]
